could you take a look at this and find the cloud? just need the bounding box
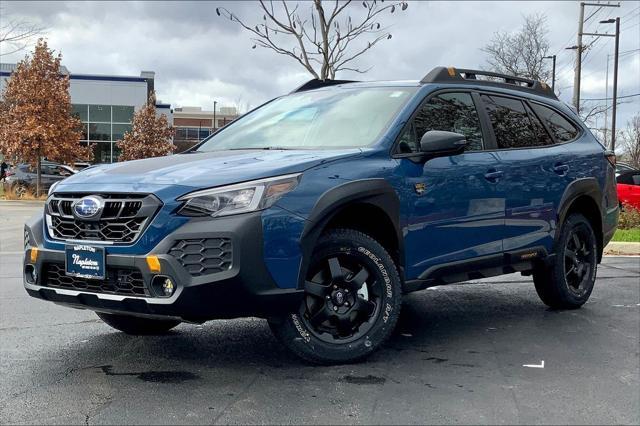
[2,0,638,122]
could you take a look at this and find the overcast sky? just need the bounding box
[1,1,639,128]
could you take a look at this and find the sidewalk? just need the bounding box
[604,241,640,256]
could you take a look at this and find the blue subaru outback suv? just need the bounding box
[24,67,619,364]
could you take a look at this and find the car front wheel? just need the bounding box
[269,228,402,364]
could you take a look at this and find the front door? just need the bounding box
[396,91,506,280]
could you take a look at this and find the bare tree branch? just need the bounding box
[481,13,551,83]
[621,114,640,168]
[0,7,45,56]
[216,0,408,80]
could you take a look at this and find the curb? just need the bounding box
[604,241,640,256]
[0,199,45,205]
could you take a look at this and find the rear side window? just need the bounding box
[524,103,554,146]
[481,95,542,149]
[530,103,580,142]
[397,92,484,154]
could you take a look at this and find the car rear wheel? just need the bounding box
[96,312,181,335]
[533,213,598,309]
[269,228,402,364]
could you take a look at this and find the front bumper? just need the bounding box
[24,212,303,322]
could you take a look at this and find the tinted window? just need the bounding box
[530,103,579,142]
[397,92,484,154]
[524,103,554,146]
[481,95,540,149]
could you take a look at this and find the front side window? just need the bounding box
[481,95,540,149]
[397,92,484,153]
[530,103,580,142]
[196,87,416,151]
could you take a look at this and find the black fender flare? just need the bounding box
[297,178,403,289]
[555,177,603,251]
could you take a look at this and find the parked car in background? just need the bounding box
[616,162,636,176]
[617,169,640,210]
[4,162,77,197]
[72,161,92,171]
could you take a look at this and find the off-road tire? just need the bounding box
[269,228,402,364]
[533,213,598,309]
[96,312,181,335]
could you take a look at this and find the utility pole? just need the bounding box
[571,2,620,114]
[611,17,620,152]
[213,100,218,132]
[544,55,556,91]
[584,16,621,150]
[573,2,585,112]
[604,53,610,147]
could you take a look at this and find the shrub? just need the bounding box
[618,203,640,230]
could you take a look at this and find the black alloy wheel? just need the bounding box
[302,254,380,344]
[268,229,402,364]
[563,224,594,297]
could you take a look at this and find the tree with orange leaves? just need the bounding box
[0,39,90,196]
[116,92,174,161]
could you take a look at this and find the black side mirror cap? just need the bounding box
[419,130,468,158]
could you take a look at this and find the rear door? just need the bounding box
[479,94,571,255]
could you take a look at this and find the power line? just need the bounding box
[581,49,640,78]
[620,5,640,20]
[582,93,640,101]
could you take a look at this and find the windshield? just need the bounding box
[196,87,415,151]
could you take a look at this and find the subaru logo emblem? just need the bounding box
[73,196,103,219]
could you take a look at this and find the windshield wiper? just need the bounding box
[225,147,293,151]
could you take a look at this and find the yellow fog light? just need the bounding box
[30,247,39,263]
[162,278,175,297]
[146,255,161,273]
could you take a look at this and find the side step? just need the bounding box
[403,247,551,293]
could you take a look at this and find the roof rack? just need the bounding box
[421,67,557,100]
[291,78,358,93]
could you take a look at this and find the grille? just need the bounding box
[42,263,149,296]
[46,194,161,244]
[168,238,232,276]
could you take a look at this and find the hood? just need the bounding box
[59,149,362,191]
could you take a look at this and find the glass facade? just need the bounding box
[173,127,213,153]
[72,104,134,163]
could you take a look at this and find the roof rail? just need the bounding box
[421,67,557,100]
[291,78,358,93]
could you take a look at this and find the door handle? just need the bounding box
[484,170,503,182]
[553,163,570,175]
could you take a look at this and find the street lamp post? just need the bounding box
[588,17,620,151]
[213,100,218,132]
[543,55,556,91]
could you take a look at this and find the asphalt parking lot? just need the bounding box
[1,201,638,425]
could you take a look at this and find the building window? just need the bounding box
[112,106,134,123]
[89,104,111,123]
[112,123,132,141]
[72,103,135,163]
[72,104,88,121]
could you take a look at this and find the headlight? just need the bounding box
[48,181,60,196]
[177,173,301,217]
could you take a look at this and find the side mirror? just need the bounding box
[420,130,468,158]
